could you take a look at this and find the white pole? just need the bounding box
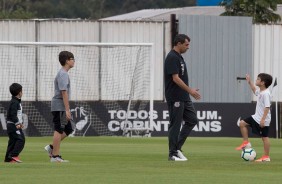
[0,41,153,46]
[275,99,278,139]
[149,44,155,136]
[272,77,278,139]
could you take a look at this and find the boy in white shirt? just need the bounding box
[236,73,273,162]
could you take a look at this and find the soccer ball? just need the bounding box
[241,148,256,161]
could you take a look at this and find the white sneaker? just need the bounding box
[177,150,188,161]
[50,156,69,163]
[44,145,53,157]
[168,155,187,161]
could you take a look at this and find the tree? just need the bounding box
[220,0,281,24]
[90,0,196,19]
[0,0,35,19]
[0,0,196,19]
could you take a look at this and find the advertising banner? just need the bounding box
[0,102,279,138]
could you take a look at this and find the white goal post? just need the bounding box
[0,41,154,137]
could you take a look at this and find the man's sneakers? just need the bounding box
[235,141,251,150]
[44,144,53,157]
[11,156,23,163]
[168,150,188,161]
[50,155,69,163]
[255,155,271,162]
[176,150,188,161]
[168,155,186,161]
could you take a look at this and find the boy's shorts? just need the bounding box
[52,111,73,135]
[243,116,269,137]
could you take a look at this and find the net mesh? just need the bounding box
[0,43,152,136]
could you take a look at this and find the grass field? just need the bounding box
[1,136,282,184]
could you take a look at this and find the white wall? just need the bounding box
[253,24,282,102]
[0,20,36,41]
[1,20,282,102]
[38,20,99,42]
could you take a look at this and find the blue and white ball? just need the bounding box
[241,148,256,161]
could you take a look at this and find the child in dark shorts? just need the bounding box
[44,51,75,163]
[236,73,272,162]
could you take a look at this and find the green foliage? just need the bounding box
[0,7,34,19]
[0,0,196,19]
[0,0,35,19]
[220,0,281,24]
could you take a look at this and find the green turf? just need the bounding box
[1,137,282,184]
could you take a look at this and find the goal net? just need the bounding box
[0,42,154,137]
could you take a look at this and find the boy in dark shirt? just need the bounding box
[4,83,25,163]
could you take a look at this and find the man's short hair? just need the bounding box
[10,83,22,96]
[258,73,273,88]
[59,51,74,66]
[173,34,190,46]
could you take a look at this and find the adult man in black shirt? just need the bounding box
[164,34,201,161]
